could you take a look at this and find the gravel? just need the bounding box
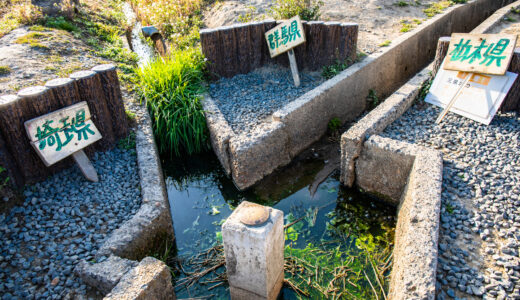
[380,103,520,299]
[0,146,142,300]
[209,65,324,133]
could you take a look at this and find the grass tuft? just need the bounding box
[0,1,42,38]
[379,40,391,47]
[135,48,209,156]
[268,0,324,21]
[0,65,11,75]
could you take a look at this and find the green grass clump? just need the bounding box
[379,40,391,47]
[135,48,209,156]
[0,65,11,75]
[14,32,51,49]
[117,131,136,151]
[423,1,451,18]
[322,59,350,79]
[269,0,324,21]
[396,1,409,7]
[45,16,78,32]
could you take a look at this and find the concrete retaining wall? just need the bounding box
[354,136,443,300]
[204,0,514,191]
[76,103,175,298]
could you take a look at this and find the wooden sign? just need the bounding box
[426,61,517,125]
[265,16,306,58]
[25,102,102,181]
[444,33,517,75]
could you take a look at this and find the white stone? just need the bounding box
[222,201,284,300]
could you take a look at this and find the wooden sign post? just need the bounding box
[265,16,306,87]
[436,33,517,124]
[24,101,102,182]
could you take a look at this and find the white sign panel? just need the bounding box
[426,61,517,125]
[24,101,102,166]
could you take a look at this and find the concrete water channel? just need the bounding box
[115,0,519,298]
[164,150,397,298]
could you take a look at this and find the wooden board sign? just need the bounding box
[265,16,306,58]
[444,33,518,75]
[24,101,102,167]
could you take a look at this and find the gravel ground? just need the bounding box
[209,66,324,133]
[0,146,142,300]
[380,103,520,299]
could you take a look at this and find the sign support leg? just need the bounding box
[287,49,300,87]
[435,75,471,124]
[72,150,99,182]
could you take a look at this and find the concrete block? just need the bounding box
[229,122,291,190]
[75,256,137,294]
[222,201,284,299]
[339,66,431,187]
[389,148,443,300]
[355,136,417,204]
[104,256,175,300]
[202,94,234,175]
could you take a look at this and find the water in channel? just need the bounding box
[163,152,397,299]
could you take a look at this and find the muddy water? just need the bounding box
[164,152,397,299]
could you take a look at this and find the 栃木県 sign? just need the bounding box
[443,33,517,75]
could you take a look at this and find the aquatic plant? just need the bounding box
[135,48,209,156]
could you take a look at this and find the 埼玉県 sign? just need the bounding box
[443,33,518,75]
[265,16,306,58]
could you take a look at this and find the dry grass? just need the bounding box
[0,0,43,38]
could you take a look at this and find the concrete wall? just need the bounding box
[204,0,514,191]
[352,136,443,300]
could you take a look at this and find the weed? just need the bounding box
[504,16,516,22]
[379,40,391,47]
[135,48,209,156]
[400,20,414,33]
[423,1,451,18]
[417,75,433,102]
[0,1,42,38]
[396,1,409,7]
[28,25,46,31]
[14,32,51,49]
[367,89,380,109]
[413,18,423,24]
[126,110,136,122]
[268,0,324,21]
[321,59,349,79]
[238,6,259,23]
[0,65,11,75]
[511,7,520,14]
[327,117,342,133]
[0,166,10,191]
[117,131,136,150]
[445,202,454,214]
[44,16,78,32]
[130,0,203,45]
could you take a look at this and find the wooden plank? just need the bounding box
[444,33,517,75]
[29,119,101,167]
[24,101,92,142]
[25,102,102,167]
[265,16,306,58]
[72,150,98,182]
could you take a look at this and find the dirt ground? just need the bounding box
[203,0,451,54]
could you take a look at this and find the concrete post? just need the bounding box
[222,201,284,300]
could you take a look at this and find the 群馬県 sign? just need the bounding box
[443,33,518,75]
[24,101,102,167]
[265,16,306,58]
